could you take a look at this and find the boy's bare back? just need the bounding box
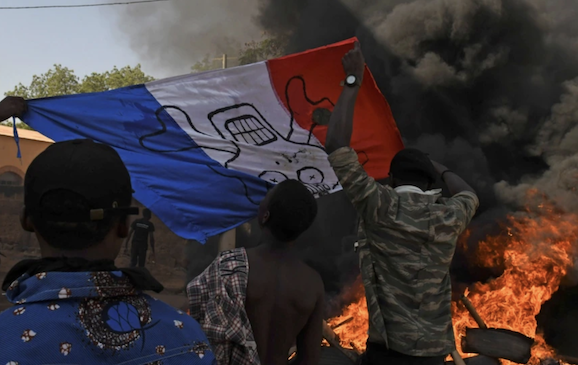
[245,246,324,365]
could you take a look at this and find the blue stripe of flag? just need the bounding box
[23,84,269,242]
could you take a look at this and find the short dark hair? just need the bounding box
[390,148,437,186]
[264,180,318,242]
[31,189,129,250]
[143,208,151,219]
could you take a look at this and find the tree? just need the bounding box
[78,65,154,94]
[4,64,155,129]
[6,64,154,99]
[191,54,224,73]
[237,36,288,65]
[7,64,79,99]
[3,120,33,130]
[190,36,288,73]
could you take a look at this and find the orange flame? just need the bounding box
[327,192,576,364]
[327,277,369,351]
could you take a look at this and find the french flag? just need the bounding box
[23,38,403,242]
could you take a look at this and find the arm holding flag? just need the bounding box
[325,42,393,225]
[324,41,364,155]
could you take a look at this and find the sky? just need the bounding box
[0,0,169,96]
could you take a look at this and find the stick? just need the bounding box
[322,320,358,363]
[332,317,354,330]
[288,345,297,359]
[558,355,578,364]
[451,350,467,365]
[461,294,488,329]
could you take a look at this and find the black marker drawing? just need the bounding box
[138,75,371,203]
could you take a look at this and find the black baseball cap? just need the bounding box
[389,148,437,183]
[25,139,139,222]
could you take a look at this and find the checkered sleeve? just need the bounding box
[186,260,214,322]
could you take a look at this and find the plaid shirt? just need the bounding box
[187,248,260,365]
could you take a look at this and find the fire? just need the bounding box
[453,198,576,364]
[328,192,576,364]
[327,276,369,351]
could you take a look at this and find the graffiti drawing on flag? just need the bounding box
[22,37,403,242]
[139,76,344,200]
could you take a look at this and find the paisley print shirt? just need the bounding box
[0,270,216,364]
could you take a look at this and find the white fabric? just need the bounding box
[394,185,442,196]
[146,62,341,197]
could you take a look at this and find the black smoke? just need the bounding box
[253,0,578,352]
[119,0,578,352]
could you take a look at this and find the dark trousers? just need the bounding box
[130,242,147,268]
[360,342,446,365]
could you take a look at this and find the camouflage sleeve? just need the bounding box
[328,147,392,225]
[444,191,479,234]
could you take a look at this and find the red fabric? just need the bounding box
[267,37,404,181]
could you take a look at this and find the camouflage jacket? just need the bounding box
[328,147,479,357]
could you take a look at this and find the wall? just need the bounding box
[0,127,53,253]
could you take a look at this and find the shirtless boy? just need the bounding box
[188,180,324,365]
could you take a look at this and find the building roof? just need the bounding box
[0,125,53,143]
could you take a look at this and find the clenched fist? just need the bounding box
[342,41,365,85]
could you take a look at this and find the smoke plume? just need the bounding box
[117,0,262,75]
[119,0,578,346]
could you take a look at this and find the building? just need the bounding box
[0,125,53,187]
[0,125,53,251]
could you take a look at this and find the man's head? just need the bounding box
[258,180,318,244]
[389,148,437,191]
[21,139,138,260]
[143,208,152,220]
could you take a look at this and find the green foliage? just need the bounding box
[237,36,288,65]
[191,54,223,73]
[191,36,287,73]
[7,64,79,99]
[4,64,154,130]
[78,65,154,94]
[3,120,33,130]
[6,64,154,99]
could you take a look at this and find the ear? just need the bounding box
[20,207,35,232]
[116,216,129,238]
[261,210,271,225]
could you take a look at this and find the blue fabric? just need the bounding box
[23,85,269,242]
[12,116,21,159]
[0,270,217,364]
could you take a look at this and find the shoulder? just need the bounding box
[145,294,205,332]
[297,261,324,294]
[438,191,479,212]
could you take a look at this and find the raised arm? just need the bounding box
[431,161,476,196]
[294,279,324,365]
[0,97,27,122]
[431,161,479,234]
[325,41,364,154]
[325,42,392,223]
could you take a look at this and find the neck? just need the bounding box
[39,244,116,261]
[259,230,293,251]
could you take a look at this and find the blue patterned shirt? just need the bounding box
[0,270,216,364]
